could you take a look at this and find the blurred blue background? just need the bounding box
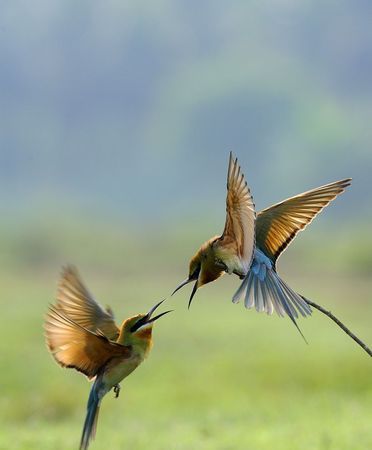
[1,0,371,220]
[1,2,371,450]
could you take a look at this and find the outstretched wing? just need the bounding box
[56,266,119,341]
[221,152,256,272]
[256,178,351,263]
[45,306,131,378]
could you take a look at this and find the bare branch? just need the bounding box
[301,295,372,358]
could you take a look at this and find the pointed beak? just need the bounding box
[171,277,194,296]
[172,275,200,309]
[188,281,198,309]
[145,299,172,324]
[131,300,172,332]
[146,299,166,317]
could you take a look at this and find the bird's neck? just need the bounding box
[118,328,153,359]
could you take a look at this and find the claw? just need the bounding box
[113,384,121,398]
[233,269,246,280]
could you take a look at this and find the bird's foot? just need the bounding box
[113,384,121,399]
[231,267,247,279]
[234,271,246,280]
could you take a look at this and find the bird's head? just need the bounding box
[119,300,172,351]
[172,237,224,308]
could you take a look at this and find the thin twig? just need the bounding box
[301,295,372,358]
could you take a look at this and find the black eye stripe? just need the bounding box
[191,265,201,279]
[130,317,147,332]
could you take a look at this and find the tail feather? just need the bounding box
[260,279,272,315]
[270,274,309,343]
[232,275,249,304]
[254,276,263,312]
[270,273,298,319]
[233,265,311,341]
[91,403,100,440]
[278,277,310,317]
[244,273,255,309]
[265,273,285,316]
[80,377,104,450]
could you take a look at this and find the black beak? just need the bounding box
[172,275,200,309]
[130,299,172,332]
[171,278,194,296]
[188,281,198,309]
[146,299,173,324]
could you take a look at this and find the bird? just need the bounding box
[44,266,171,450]
[172,152,351,336]
[172,152,256,308]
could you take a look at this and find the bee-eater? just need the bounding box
[172,152,351,335]
[172,152,256,307]
[44,266,171,450]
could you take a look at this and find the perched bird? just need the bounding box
[172,152,256,308]
[172,152,351,335]
[45,266,171,450]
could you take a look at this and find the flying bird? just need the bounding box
[172,152,256,308]
[45,266,171,450]
[172,152,351,336]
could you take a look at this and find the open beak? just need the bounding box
[145,299,173,324]
[171,277,199,310]
[131,300,172,332]
[188,281,198,309]
[171,278,194,296]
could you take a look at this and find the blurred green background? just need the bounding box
[0,1,371,449]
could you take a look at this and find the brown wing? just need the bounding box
[44,306,131,378]
[221,152,256,271]
[256,178,351,263]
[56,266,119,341]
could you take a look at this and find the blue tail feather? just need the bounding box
[80,377,104,450]
[232,250,312,341]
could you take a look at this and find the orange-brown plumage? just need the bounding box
[44,266,171,450]
[173,152,351,339]
[256,178,352,263]
[45,305,131,379]
[172,152,256,307]
[55,265,119,340]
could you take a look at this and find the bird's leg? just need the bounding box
[113,384,121,399]
[233,269,246,280]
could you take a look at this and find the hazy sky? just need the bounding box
[1,1,371,222]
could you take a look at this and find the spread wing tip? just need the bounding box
[320,177,352,197]
[320,177,352,191]
[227,151,238,187]
[339,177,352,189]
[227,152,245,188]
[60,264,79,279]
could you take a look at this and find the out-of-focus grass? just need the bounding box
[1,228,371,450]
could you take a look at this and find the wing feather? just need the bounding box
[256,178,351,262]
[44,306,131,378]
[56,266,119,340]
[221,152,256,272]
